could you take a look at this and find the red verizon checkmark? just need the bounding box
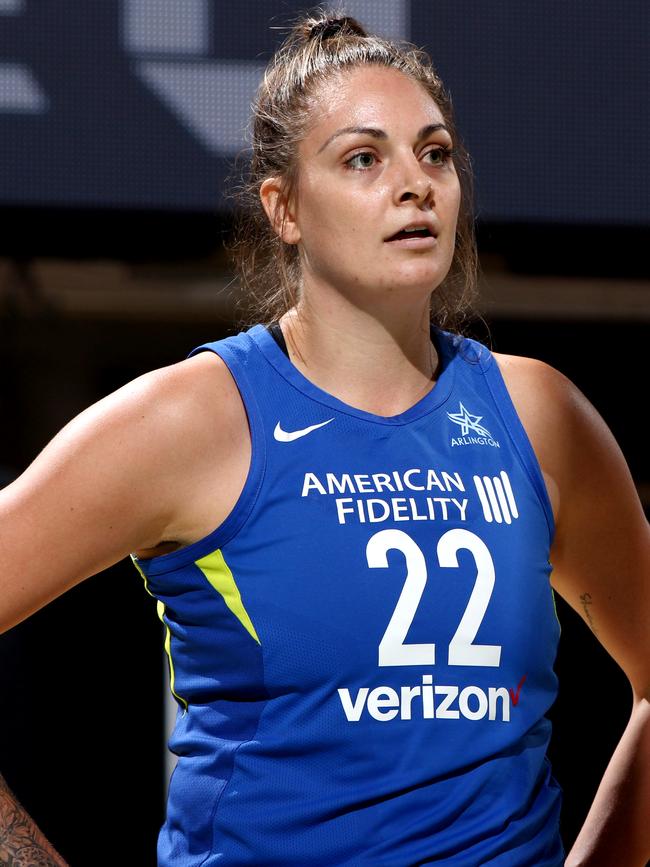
[509,674,527,706]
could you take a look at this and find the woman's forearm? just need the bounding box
[565,695,650,866]
[0,772,67,866]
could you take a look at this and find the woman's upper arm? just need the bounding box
[497,353,650,699]
[0,351,238,635]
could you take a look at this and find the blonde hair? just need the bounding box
[229,10,479,332]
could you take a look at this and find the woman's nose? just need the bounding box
[400,178,433,205]
[394,156,433,206]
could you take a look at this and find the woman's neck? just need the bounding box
[279,291,439,417]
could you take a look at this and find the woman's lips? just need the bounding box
[385,234,438,249]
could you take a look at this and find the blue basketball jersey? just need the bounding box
[131,324,564,866]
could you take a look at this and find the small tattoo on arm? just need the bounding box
[579,592,597,635]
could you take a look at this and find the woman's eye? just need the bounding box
[424,146,452,166]
[345,152,376,170]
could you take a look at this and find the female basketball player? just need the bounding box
[1,12,648,866]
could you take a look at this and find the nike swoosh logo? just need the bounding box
[273,418,335,442]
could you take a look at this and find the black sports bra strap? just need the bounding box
[268,320,439,362]
[267,321,289,358]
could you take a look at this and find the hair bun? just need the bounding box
[308,15,366,41]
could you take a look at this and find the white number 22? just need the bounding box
[366,528,502,668]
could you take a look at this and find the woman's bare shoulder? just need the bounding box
[88,349,248,493]
[120,349,249,458]
[492,350,571,402]
[133,349,243,418]
[161,350,247,430]
[490,351,575,522]
[124,350,251,556]
[0,348,251,632]
[492,350,604,459]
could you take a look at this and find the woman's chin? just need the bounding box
[381,267,449,295]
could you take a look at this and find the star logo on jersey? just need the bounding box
[447,403,500,448]
[273,418,335,442]
[447,403,492,438]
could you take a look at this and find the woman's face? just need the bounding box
[284,65,461,306]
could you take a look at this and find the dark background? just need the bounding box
[1,0,648,223]
[0,2,648,865]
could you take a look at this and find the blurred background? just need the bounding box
[0,2,648,864]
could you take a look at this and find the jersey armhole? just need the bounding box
[132,339,267,575]
[476,347,556,547]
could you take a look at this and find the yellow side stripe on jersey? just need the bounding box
[130,554,189,712]
[130,553,156,599]
[156,599,189,713]
[550,585,562,634]
[195,548,261,645]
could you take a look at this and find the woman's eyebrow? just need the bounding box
[317,122,450,154]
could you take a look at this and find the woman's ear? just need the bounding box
[260,177,301,245]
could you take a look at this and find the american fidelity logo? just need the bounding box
[447,403,500,448]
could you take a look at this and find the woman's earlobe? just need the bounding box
[260,178,301,245]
